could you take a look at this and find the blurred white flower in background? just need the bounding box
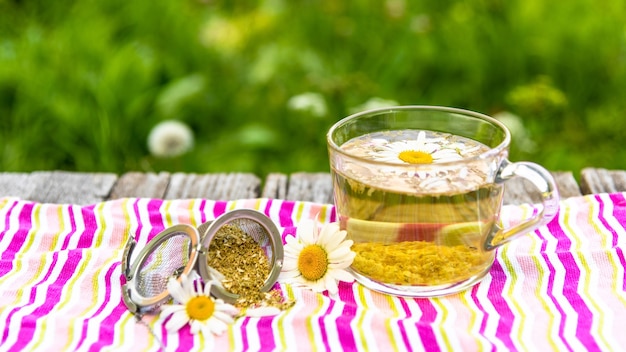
[287,92,328,118]
[385,0,407,18]
[147,120,194,158]
[493,111,537,153]
[349,97,399,114]
[410,14,432,34]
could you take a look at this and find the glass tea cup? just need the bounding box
[327,106,559,297]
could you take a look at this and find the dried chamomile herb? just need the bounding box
[207,224,293,313]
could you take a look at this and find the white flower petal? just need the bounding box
[328,259,353,270]
[296,220,317,245]
[165,310,190,332]
[167,276,190,303]
[160,304,185,319]
[211,311,235,325]
[328,268,355,283]
[324,275,339,295]
[189,320,203,335]
[207,317,229,335]
[245,306,282,317]
[318,223,346,251]
[278,269,301,281]
[215,302,239,316]
[281,259,298,271]
[327,245,353,262]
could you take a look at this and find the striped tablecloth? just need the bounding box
[0,194,625,351]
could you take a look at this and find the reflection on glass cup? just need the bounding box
[327,106,559,297]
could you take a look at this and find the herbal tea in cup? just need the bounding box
[327,106,559,297]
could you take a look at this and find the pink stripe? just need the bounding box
[239,317,251,350]
[279,201,295,228]
[263,199,274,218]
[78,205,98,248]
[143,199,166,242]
[414,299,440,351]
[316,298,335,351]
[469,284,491,346]
[336,304,358,349]
[60,205,78,250]
[8,251,83,351]
[198,199,208,224]
[212,201,227,218]
[333,285,358,349]
[535,226,574,351]
[329,206,336,223]
[604,194,626,292]
[257,317,277,350]
[487,259,516,350]
[79,263,124,351]
[396,299,417,349]
[0,202,33,278]
[549,211,600,350]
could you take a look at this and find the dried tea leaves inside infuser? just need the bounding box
[198,209,284,306]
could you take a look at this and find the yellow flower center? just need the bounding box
[398,150,433,164]
[298,244,328,281]
[186,296,215,321]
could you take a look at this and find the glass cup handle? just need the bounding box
[484,159,560,251]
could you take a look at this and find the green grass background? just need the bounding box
[1,0,625,178]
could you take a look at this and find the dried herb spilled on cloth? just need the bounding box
[207,224,293,312]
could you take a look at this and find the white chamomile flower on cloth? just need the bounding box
[279,220,355,295]
[371,131,462,165]
[160,271,239,336]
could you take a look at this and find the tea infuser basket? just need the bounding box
[121,209,284,314]
[197,209,284,302]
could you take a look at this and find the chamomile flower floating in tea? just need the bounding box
[279,220,356,295]
[160,272,238,336]
[369,131,463,165]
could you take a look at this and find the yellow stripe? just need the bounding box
[581,196,614,350]
[530,206,560,351]
[0,204,45,306]
[162,200,174,227]
[295,202,305,222]
[12,204,64,350]
[59,250,93,351]
[188,199,198,228]
[383,294,400,352]
[317,205,328,224]
[254,198,263,211]
[354,285,370,350]
[499,243,525,350]
[275,284,295,349]
[305,292,325,347]
[114,313,136,349]
[458,292,484,351]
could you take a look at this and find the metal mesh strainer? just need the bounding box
[121,209,283,314]
[198,209,284,302]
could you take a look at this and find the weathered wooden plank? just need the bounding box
[25,171,117,204]
[553,171,583,198]
[580,168,626,195]
[503,171,581,205]
[0,172,36,200]
[283,172,334,204]
[261,173,288,199]
[109,172,170,199]
[165,173,261,200]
